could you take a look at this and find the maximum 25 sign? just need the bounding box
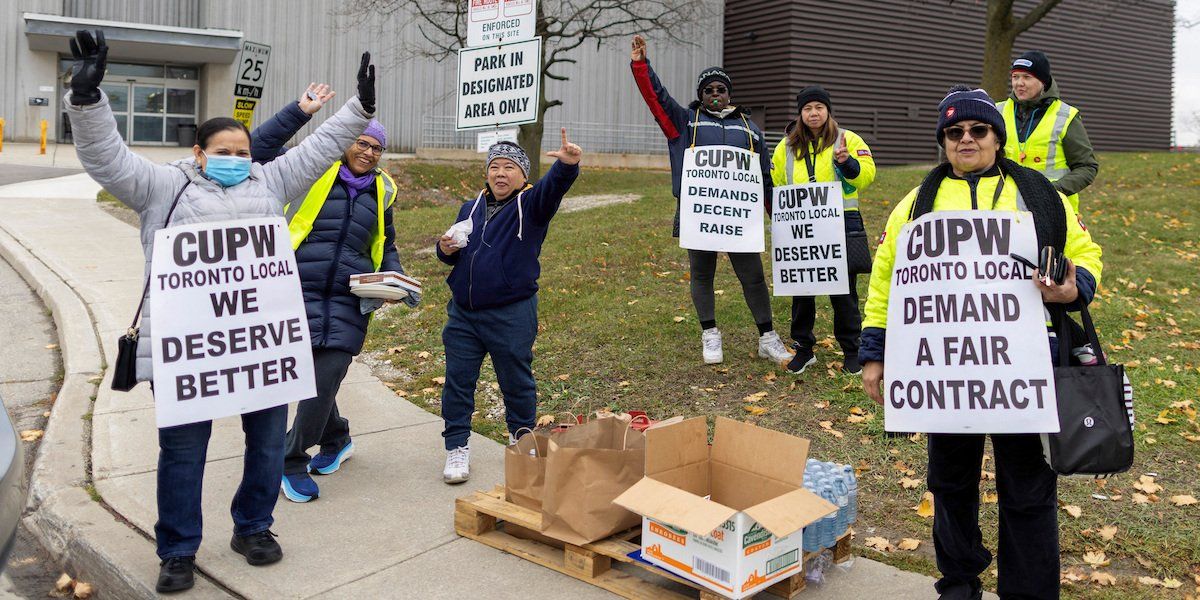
[234,41,271,99]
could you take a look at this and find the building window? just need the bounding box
[58,59,200,146]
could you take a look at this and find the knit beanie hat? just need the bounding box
[935,85,1007,148]
[1011,50,1053,89]
[361,119,387,148]
[696,67,733,100]
[795,85,832,113]
[486,141,530,178]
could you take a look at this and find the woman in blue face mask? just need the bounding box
[61,29,379,593]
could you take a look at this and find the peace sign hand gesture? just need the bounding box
[834,134,849,164]
[546,128,583,166]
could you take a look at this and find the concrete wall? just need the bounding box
[0,0,65,143]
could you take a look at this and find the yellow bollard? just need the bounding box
[0,117,5,153]
[40,119,48,155]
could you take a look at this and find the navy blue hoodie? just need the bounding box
[436,161,579,310]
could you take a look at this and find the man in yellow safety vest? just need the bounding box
[998,51,1099,214]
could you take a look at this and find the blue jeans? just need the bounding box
[440,295,538,450]
[154,404,287,559]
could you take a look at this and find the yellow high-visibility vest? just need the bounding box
[1000,99,1080,211]
[283,163,397,270]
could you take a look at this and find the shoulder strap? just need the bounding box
[127,180,191,332]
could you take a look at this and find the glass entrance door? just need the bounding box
[59,61,199,145]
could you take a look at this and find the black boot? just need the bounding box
[786,344,817,374]
[156,556,195,593]
[231,530,283,566]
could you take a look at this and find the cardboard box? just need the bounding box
[614,417,836,599]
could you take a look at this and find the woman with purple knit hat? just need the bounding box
[249,90,416,503]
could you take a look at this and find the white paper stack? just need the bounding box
[349,271,422,301]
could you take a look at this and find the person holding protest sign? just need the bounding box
[860,85,1102,600]
[629,34,793,367]
[249,92,417,503]
[435,132,581,484]
[63,29,378,592]
[770,86,876,375]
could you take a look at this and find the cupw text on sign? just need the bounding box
[883,211,1058,434]
[679,145,765,253]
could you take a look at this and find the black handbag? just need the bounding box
[1040,305,1135,477]
[111,182,190,392]
[845,229,873,275]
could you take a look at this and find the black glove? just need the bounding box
[68,29,107,106]
[357,51,376,113]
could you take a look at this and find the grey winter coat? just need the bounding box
[63,90,374,381]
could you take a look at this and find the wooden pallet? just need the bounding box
[454,487,852,600]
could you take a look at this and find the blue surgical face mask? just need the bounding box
[201,152,251,187]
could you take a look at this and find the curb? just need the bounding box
[0,223,230,598]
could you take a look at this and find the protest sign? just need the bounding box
[678,145,764,252]
[456,38,541,130]
[884,211,1058,433]
[771,182,848,296]
[468,0,536,47]
[150,217,315,428]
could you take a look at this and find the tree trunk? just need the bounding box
[518,4,549,181]
[982,0,1017,100]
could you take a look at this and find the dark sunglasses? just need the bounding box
[943,124,992,142]
[703,85,728,95]
[353,139,385,155]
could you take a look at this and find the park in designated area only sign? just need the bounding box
[883,211,1058,434]
[456,37,541,131]
[468,0,536,47]
[150,217,315,428]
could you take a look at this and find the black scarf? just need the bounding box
[909,157,1066,252]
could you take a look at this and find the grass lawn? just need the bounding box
[365,151,1200,598]
[97,151,1199,597]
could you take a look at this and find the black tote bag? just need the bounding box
[1041,305,1134,477]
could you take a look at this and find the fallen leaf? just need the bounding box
[73,582,93,599]
[982,491,998,504]
[819,420,834,429]
[55,574,73,592]
[981,470,996,481]
[743,391,769,403]
[849,406,866,416]
[1090,571,1117,586]
[19,430,43,442]
[1134,475,1163,494]
[1061,569,1087,583]
[420,387,437,394]
[394,389,408,397]
[899,477,921,489]
[1063,505,1082,519]
[1132,493,1151,505]
[1156,409,1177,424]
[536,414,555,427]
[1097,525,1118,541]
[432,376,446,385]
[1161,578,1183,589]
[554,374,570,381]
[897,538,921,551]
[1169,494,1197,506]
[914,492,934,518]
[744,405,768,416]
[1082,550,1109,567]
[864,536,893,552]
[1137,576,1163,587]
[813,401,829,409]
[417,351,431,359]
[847,415,867,424]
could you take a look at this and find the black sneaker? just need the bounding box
[156,556,195,593]
[786,345,817,374]
[842,354,862,375]
[231,530,283,566]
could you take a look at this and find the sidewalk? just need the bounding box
[0,171,975,599]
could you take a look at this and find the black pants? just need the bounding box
[790,276,861,356]
[283,348,355,475]
[927,433,1059,600]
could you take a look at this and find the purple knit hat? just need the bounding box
[361,119,387,148]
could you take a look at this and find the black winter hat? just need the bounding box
[935,84,1007,148]
[1011,50,1053,89]
[696,67,732,100]
[795,85,832,113]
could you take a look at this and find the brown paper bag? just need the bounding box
[504,429,552,511]
[540,415,646,545]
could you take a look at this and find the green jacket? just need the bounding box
[1007,80,1099,197]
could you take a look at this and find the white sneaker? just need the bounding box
[701,328,724,364]
[758,331,795,365]
[443,446,470,484]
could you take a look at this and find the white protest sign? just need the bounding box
[884,211,1058,434]
[678,145,764,252]
[150,217,316,428]
[476,127,520,153]
[457,37,541,130]
[468,0,536,47]
[771,182,849,296]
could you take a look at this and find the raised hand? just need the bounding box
[298,83,336,115]
[545,128,583,166]
[357,52,376,113]
[834,134,849,164]
[631,35,647,62]
[69,29,108,106]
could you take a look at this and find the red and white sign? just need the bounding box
[468,0,536,47]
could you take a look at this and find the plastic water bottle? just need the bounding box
[832,475,850,536]
[842,464,858,525]
[818,479,838,549]
[802,480,819,552]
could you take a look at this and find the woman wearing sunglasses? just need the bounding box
[770,86,876,375]
[860,85,1102,600]
[629,34,793,367]
[249,92,416,504]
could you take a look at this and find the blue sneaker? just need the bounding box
[309,441,354,475]
[280,473,318,503]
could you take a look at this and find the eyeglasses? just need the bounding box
[943,124,992,142]
[353,139,385,155]
[703,85,727,95]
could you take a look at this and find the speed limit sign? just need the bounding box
[234,41,271,99]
